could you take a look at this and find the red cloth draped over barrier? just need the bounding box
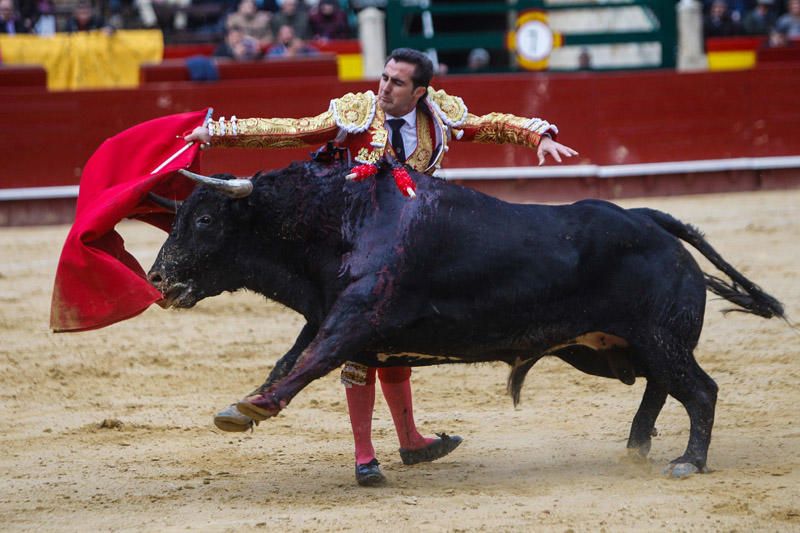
[50,109,210,332]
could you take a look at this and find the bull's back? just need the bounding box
[392,185,702,346]
[414,188,650,295]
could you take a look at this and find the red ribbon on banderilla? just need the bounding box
[345,159,417,199]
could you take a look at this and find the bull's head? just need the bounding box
[147,170,253,308]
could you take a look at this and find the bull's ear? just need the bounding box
[179,169,253,198]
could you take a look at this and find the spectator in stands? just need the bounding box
[0,0,27,33]
[309,0,349,40]
[65,0,113,32]
[775,0,800,38]
[215,25,262,60]
[743,0,778,34]
[704,0,744,37]
[270,0,309,39]
[226,0,273,48]
[31,0,55,35]
[767,25,791,46]
[466,47,490,72]
[267,23,317,57]
[17,0,36,29]
[104,0,148,30]
[702,0,750,21]
[577,47,593,71]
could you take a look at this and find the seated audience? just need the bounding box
[66,0,113,32]
[267,23,317,57]
[270,0,308,39]
[467,47,490,72]
[309,0,349,40]
[31,0,55,35]
[704,0,744,37]
[215,25,262,60]
[226,0,273,47]
[702,0,748,21]
[766,26,791,46]
[742,0,777,35]
[775,0,800,39]
[0,0,27,33]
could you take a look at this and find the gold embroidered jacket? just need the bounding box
[207,87,558,175]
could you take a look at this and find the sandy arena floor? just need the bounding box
[0,189,798,532]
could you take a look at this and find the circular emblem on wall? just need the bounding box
[516,19,553,62]
[507,10,562,71]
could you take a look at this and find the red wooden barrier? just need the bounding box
[757,46,800,64]
[1,65,799,225]
[140,54,338,84]
[705,36,764,51]
[0,65,47,88]
[163,43,216,59]
[3,65,800,188]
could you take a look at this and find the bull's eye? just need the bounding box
[196,214,213,227]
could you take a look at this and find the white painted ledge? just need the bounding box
[1,156,799,201]
[435,156,800,180]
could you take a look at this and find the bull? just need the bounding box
[147,159,785,478]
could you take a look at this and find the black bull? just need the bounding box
[148,160,784,476]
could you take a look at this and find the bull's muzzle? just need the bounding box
[148,268,193,308]
[178,169,253,198]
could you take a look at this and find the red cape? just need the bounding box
[50,109,210,332]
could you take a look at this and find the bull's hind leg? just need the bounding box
[626,380,667,458]
[663,358,718,478]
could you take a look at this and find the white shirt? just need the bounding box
[384,107,419,157]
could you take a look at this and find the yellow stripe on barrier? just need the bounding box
[0,30,163,90]
[707,50,756,71]
[337,53,363,81]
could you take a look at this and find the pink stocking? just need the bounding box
[379,368,436,450]
[345,381,377,465]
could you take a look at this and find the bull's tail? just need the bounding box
[635,208,785,320]
[507,357,540,407]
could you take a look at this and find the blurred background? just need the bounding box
[1,0,799,225]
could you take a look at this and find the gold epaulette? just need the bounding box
[426,87,468,128]
[329,91,377,133]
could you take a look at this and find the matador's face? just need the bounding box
[378,59,426,117]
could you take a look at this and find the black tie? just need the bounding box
[387,118,406,162]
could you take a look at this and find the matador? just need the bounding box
[187,47,577,486]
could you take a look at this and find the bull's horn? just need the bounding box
[178,169,253,198]
[148,192,182,213]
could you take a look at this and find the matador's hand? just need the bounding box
[537,136,578,166]
[184,126,211,145]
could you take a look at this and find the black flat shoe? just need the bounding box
[355,458,386,487]
[399,433,463,466]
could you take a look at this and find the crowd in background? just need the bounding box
[702,0,800,47]
[0,0,359,48]
[2,0,799,62]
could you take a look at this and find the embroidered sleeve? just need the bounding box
[208,110,339,149]
[457,112,558,148]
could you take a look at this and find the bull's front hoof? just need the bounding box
[236,395,281,422]
[662,462,709,479]
[214,404,256,432]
